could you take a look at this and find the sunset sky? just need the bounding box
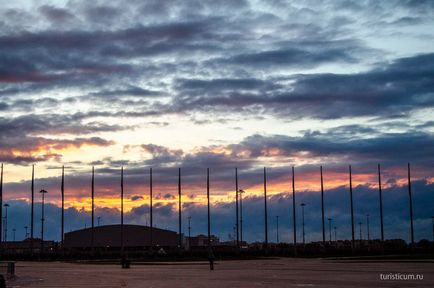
[0,0,433,243]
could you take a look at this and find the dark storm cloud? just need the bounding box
[0,114,121,164]
[173,53,434,119]
[232,130,434,166]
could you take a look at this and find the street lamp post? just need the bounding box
[358,221,363,247]
[3,203,9,242]
[238,189,245,244]
[40,189,48,253]
[97,217,101,227]
[328,218,332,244]
[301,203,306,245]
[24,226,29,239]
[334,226,337,242]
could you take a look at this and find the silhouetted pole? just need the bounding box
[207,168,211,247]
[239,189,244,243]
[366,214,370,241]
[235,168,239,248]
[292,167,297,255]
[0,163,3,248]
[149,168,153,248]
[3,203,9,242]
[207,168,215,270]
[40,189,47,254]
[24,226,28,239]
[320,166,325,245]
[61,165,64,252]
[30,165,34,255]
[358,222,362,246]
[178,167,182,249]
[12,228,15,242]
[328,218,332,243]
[263,167,268,250]
[120,167,124,257]
[188,216,191,249]
[349,165,355,249]
[301,203,306,245]
[91,166,95,254]
[334,226,337,242]
[276,215,279,243]
[407,163,414,245]
[97,217,101,227]
[378,164,384,242]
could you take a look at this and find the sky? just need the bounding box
[0,0,433,243]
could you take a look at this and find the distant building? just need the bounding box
[64,224,178,248]
[0,238,56,253]
[187,234,219,247]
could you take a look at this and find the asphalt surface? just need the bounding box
[6,258,434,287]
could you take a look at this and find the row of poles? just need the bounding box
[0,162,421,256]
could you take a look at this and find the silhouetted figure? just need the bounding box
[208,249,215,271]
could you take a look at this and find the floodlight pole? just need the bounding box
[40,189,48,254]
[301,203,306,245]
[349,165,355,249]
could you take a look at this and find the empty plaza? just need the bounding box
[7,257,434,288]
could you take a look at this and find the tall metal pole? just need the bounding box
[61,165,65,251]
[378,164,384,242]
[301,203,306,245]
[91,166,94,253]
[207,168,211,248]
[328,218,332,243]
[0,163,3,247]
[408,163,414,245]
[3,204,9,242]
[120,167,124,257]
[30,164,34,255]
[276,216,279,243]
[320,166,325,245]
[149,168,153,248]
[178,167,182,249]
[292,167,297,255]
[349,165,355,249]
[239,189,244,243]
[359,222,362,243]
[366,214,370,241]
[263,167,268,250]
[188,216,191,249]
[40,189,47,253]
[334,226,337,242]
[235,168,239,248]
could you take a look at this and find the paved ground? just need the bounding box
[6,258,434,287]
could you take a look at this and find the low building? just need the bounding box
[187,234,219,247]
[64,224,178,249]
